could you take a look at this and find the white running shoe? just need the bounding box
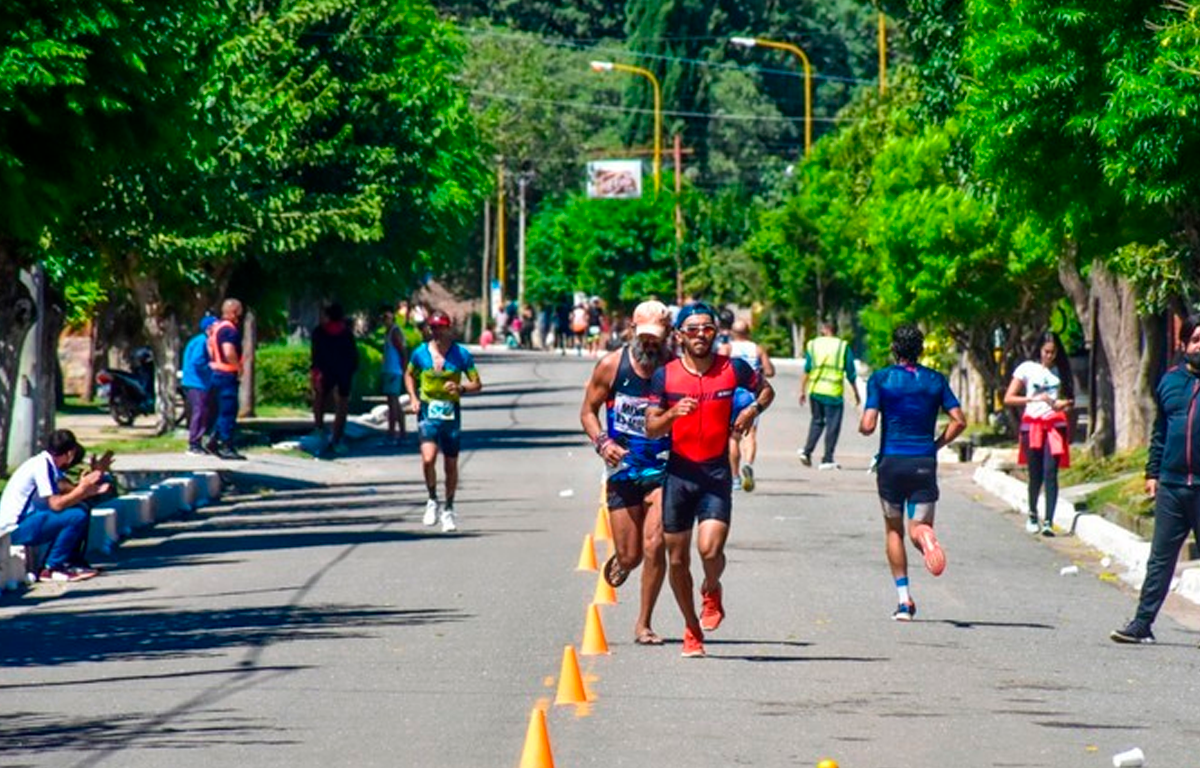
[1025,518,1040,534]
[441,508,458,533]
[423,499,439,526]
[818,462,841,471]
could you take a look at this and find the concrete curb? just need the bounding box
[1,469,224,592]
[971,464,1186,598]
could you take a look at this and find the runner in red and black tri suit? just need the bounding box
[645,302,775,658]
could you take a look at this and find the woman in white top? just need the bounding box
[1004,331,1075,536]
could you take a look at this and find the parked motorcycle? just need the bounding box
[96,347,187,427]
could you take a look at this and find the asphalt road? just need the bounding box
[2,350,1198,768]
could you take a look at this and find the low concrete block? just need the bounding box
[191,471,222,505]
[87,508,119,556]
[160,477,199,511]
[1,534,23,592]
[150,483,184,521]
[113,492,156,532]
[1177,567,1200,606]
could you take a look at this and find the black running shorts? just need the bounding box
[661,458,732,534]
[876,455,939,506]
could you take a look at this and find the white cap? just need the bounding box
[632,300,670,338]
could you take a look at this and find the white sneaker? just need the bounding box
[818,462,841,471]
[441,508,458,533]
[1025,518,1040,534]
[423,499,439,526]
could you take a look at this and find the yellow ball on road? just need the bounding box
[816,761,839,768]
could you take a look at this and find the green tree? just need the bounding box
[963,0,1176,453]
[78,0,486,432]
[525,190,677,309]
[0,0,205,473]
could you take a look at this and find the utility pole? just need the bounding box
[878,12,888,96]
[518,173,529,309]
[497,161,506,311]
[673,134,685,306]
[480,199,491,342]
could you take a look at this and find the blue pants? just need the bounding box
[212,373,239,443]
[11,507,89,569]
[1135,483,1200,627]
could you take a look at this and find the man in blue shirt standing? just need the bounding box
[859,324,966,621]
[182,315,217,456]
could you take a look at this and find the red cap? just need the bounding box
[427,310,451,327]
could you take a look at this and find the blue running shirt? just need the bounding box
[606,347,670,482]
[865,364,961,457]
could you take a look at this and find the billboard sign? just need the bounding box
[587,160,643,199]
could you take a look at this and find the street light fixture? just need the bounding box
[590,60,662,195]
[730,36,813,156]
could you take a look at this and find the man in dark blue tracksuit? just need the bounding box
[1111,315,1200,644]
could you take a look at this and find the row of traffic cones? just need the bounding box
[518,493,615,767]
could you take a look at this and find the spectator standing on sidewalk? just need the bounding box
[311,303,359,456]
[0,430,105,582]
[799,319,860,470]
[379,304,408,446]
[1004,331,1074,536]
[1112,315,1200,645]
[182,315,217,456]
[405,310,483,533]
[207,298,246,460]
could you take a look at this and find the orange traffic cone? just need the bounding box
[554,645,589,705]
[580,603,610,656]
[518,706,555,768]
[576,534,598,572]
[593,506,612,542]
[593,570,617,605]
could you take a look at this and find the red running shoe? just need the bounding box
[681,626,706,658]
[700,585,725,631]
[914,524,946,577]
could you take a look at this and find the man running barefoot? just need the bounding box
[646,303,775,657]
[580,300,672,645]
[859,324,965,621]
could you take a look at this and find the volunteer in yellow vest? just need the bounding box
[799,319,860,469]
[207,298,246,461]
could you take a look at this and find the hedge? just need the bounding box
[257,340,386,410]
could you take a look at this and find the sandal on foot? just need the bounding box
[634,629,664,646]
[603,554,630,588]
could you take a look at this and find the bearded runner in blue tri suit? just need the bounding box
[860,323,966,622]
[581,301,673,646]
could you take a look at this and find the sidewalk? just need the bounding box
[971,447,1200,610]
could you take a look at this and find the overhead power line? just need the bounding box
[465,87,873,124]
[457,25,877,87]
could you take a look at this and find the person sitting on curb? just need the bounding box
[0,430,107,582]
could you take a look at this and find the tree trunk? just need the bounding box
[33,273,65,443]
[239,308,257,418]
[1059,249,1110,455]
[0,251,37,477]
[1089,261,1153,452]
[128,272,182,437]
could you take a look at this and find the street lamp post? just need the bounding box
[730,36,813,157]
[591,61,661,195]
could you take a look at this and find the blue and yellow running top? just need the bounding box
[407,342,478,405]
[605,347,670,482]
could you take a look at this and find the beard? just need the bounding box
[630,336,668,369]
[1187,350,1200,371]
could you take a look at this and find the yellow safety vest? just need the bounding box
[806,336,847,399]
